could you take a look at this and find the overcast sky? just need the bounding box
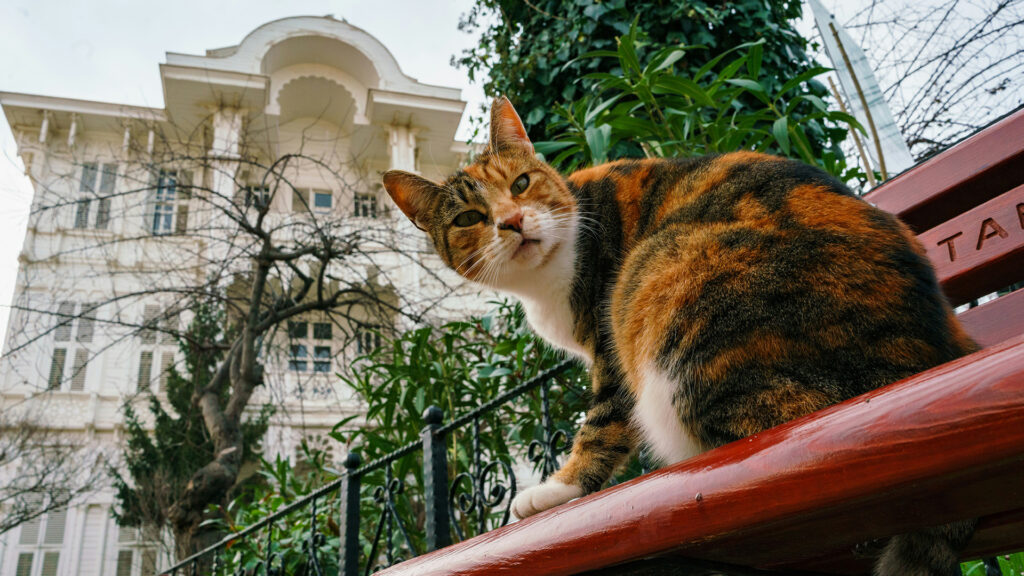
[0,0,489,345]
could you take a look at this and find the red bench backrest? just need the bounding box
[864,107,1024,348]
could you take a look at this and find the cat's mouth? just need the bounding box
[512,237,542,259]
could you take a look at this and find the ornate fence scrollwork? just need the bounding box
[448,416,518,542]
[366,465,417,575]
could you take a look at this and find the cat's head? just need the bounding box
[382,96,576,289]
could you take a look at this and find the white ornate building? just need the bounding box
[0,16,472,576]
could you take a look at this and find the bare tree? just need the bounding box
[0,406,105,536]
[831,0,1024,159]
[0,107,468,560]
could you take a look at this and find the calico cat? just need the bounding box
[382,96,979,576]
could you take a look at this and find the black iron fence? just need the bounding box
[161,360,575,576]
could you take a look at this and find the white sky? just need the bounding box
[0,0,487,344]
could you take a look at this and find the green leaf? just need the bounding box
[776,66,832,98]
[747,42,763,79]
[773,116,791,155]
[585,124,612,164]
[533,141,575,156]
[584,94,622,125]
[616,20,642,75]
[726,78,766,93]
[653,76,715,107]
[609,116,656,137]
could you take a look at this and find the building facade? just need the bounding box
[0,16,473,576]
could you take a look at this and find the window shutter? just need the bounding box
[70,349,89,391]
[15,553,34,576]
[54,301,76,341]
[292,188,306,212]
[175,170,192,234]
[48,348,67,390]
[75,163,98,229]
[118,525,138,543]
[19,516,41,545]
[115,550,133,576]
[40,552,60,576]
[175,203,189,234]
[159,352,174,390]
[74,200,91,228]
[77,302,96,342]
[96,163,117,229]
[144,170,158,234]
[160,314,178,344]
[43,508,67,544]
[140,305,159,344]
[137,350,153,391]
[141,548,157,575]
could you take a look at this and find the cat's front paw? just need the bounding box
[511,480,583,519]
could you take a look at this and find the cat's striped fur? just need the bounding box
[383,97,978,576]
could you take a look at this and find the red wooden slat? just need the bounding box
[959,289,1024,348]
[864,107,1024,233]
[921,183,1024,305]
[375,336,1024,576]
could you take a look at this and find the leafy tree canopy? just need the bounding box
[455,0,833,149]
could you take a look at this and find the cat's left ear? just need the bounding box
[382,170,440,231]
[489,96,533,153]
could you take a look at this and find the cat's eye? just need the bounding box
[510,174,530,196]
[453,210,485,227]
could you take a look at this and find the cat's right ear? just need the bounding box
[382,170,439,231]
[489,96,533,153]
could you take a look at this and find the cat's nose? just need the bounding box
[498,211,523,233]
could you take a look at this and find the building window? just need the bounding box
[75,163,117,230]
[313,190,333,210]
[15,509,66,576]
[152,172,176,235]
[353,193,378,218]
[287,321,334,373]
[150,171,191,235]
[137,306,177,392]
[48,301,95,392]
[292,188,332,213]
[116,526,158,576]
[288,345,308,372]
[313,346,331,372]
[356,325,381,355]
[312,322,332,340]
[244,185,271,209]
[288,321,308,339]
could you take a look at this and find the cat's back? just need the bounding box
[598,152,976,441]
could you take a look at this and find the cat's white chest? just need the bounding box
[520,296,592,365]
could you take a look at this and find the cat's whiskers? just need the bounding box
[457,243,497,279]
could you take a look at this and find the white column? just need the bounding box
[386,125,419,172]
[67,113,79,149]
[39,110,51,144]
[206,108,245,267]
[384,125,425,294]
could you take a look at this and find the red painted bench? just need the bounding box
[376,107,1024,576]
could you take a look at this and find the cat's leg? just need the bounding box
[511,355,638,519]
[874,521,976,576]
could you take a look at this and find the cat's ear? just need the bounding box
[382,170,439,231]
[489,96,533,153]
